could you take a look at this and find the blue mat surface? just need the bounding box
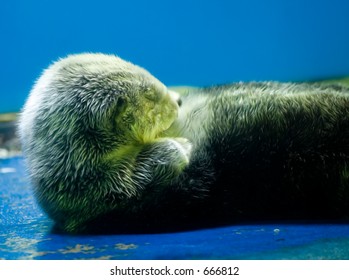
[1,157,349,260]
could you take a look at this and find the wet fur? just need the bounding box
[19,53,349,233]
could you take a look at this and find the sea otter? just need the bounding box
[18,53,349,233]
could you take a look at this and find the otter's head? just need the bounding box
[19,53,181,176]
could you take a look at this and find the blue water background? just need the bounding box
[1,0,349,113]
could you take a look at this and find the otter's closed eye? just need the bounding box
[144,89,163,102]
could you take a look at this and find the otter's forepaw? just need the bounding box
[154,137,192,176]
[169,137,192,164]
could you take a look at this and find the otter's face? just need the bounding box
[56,54,182,146]
[117,80,180,143]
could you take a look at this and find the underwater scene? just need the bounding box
[1,0,349,260]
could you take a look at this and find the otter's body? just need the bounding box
[164,83,349,225]
[19,53,349,233]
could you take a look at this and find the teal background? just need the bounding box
[1,0,349,113]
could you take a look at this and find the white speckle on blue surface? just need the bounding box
[0,167,16,173]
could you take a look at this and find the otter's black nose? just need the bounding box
[168,90,182,107]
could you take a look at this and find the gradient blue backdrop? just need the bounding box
[1,0,349,113]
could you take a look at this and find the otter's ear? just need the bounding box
[106,96,128,132]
